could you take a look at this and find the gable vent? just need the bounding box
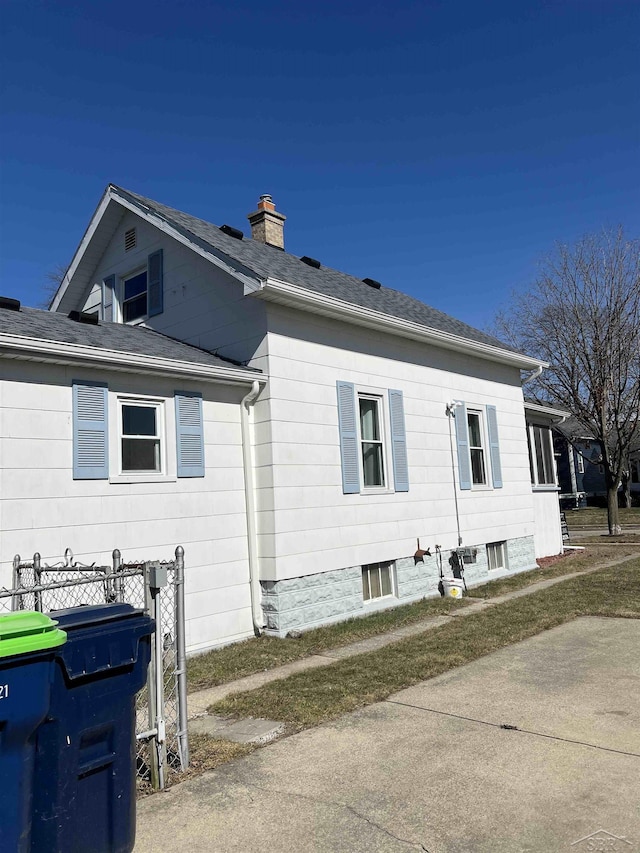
[362,277,382,290]
[124,228,137,251]
[219,224,244,240]
[300,256,321,269]
[0,296,21,311]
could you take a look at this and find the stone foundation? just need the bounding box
[261,535,537,637]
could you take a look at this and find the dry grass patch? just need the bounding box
[468,544,638,598]
[188,544,636,694]
[187,595,469,692]
[210,559,640,728]
[564,507,640,529]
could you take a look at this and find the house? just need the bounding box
[1,186,565,652]
[553,418,640,509]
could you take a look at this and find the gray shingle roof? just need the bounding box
[1,305,256,372]
[114,186,513,351]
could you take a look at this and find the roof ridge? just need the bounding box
[109,185,518,356]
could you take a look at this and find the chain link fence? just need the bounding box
[0,547,188,791]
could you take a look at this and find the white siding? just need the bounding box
[256,305,536,581]
[0,360,253,653]
[532,490,564,558]
[81,210,268,365]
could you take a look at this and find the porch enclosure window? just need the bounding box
[528,425,556,485]
[359,396,385,487]
[121,402,161,472]
[467,411,487,485]
[362,562,394,601]
[487,541,507,571]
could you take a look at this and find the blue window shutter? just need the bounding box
[175,392,204,477]
[486,404,503,488]
[336,381,360,494]
[102,275,115,322]
[147,250,163,317]
[388,389,409,492]
[72,381,108,479]
[454,403,471,490]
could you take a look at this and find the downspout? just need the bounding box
[241,381,264,635]
[522,365,543,385]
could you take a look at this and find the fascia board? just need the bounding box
[111,191,263,293]
[0,334,265,387]
[524,402,570,421]
[260,277,547,371]
[50,188,113,311]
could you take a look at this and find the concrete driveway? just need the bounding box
[135,617,640,852]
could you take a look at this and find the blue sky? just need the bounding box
[1,0,638,329]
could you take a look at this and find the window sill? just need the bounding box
[360,487,395,496]
[363,594,397,609]
[109,474,177,485]
[532,485,560,492]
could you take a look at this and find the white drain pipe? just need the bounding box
[241,381,264,634]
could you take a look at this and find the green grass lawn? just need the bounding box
[564,506,640,529]
[210,557,640,728]
[187,543,638,694]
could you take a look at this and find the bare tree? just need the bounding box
[39,263,68,309]
[494,227,640,534]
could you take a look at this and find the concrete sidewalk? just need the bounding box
[135,617,640,852]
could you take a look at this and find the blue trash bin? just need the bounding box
[0,612,67,853]
[30,603,154,853]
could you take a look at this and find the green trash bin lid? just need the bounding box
[0,611,67,658]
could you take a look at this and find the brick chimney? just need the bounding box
[247,194,286,249]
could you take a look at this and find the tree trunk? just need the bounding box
[607,486,622,534]
[620,470,632,509]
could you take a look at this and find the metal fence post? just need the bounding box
[11,555,21,611]
[33,553,42,612]
[143,563,161,790]
[145,561,168,789]
[174,546,189,770]
[112,549,124,603]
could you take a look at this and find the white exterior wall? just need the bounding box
[0,359,253,653]
[82,210,268,365]
[256,305,536,581]
[532,491,563,557]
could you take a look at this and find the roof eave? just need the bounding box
[258,277,547,371]
[524,402,570,423]
[0,333,265,387]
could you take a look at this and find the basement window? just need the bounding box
[362,561,394,601]
[487,541,507,571]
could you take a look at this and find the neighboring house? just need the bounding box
[1,186,566,652]
[553,418,640,508]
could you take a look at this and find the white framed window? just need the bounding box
[527,425,557,486]
[487,541,507,571]
[467,409,487,486]
[358,394,386,488]
[576,452,585,474]
[122,268,148,323]
[118,398,164,475]
[362,561,395,601]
